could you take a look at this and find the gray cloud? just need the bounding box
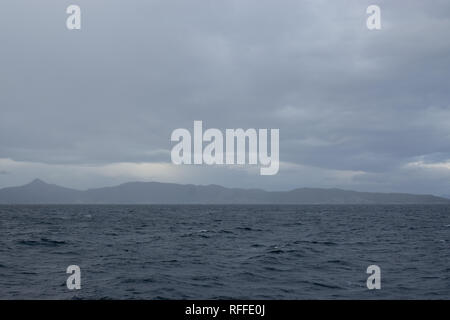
[1,0,450,193]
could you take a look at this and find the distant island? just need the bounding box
[0,179,449,205]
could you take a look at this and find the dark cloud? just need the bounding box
[1,0,450,193]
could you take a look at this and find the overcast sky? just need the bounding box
[1,0,450,194]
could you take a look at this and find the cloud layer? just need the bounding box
[1,0,450,194]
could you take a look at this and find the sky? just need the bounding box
[1,0,450,195]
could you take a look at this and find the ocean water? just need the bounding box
[0,205,449,299]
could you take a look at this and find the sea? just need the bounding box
[0,205,449,299]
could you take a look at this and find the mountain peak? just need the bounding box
[29,178,48,186]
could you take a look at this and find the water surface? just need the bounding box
[0,205,449,299]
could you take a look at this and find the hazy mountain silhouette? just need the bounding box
[0,179,84,204]
[0,179,449,204]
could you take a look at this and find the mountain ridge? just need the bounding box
[0,179,449,204]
